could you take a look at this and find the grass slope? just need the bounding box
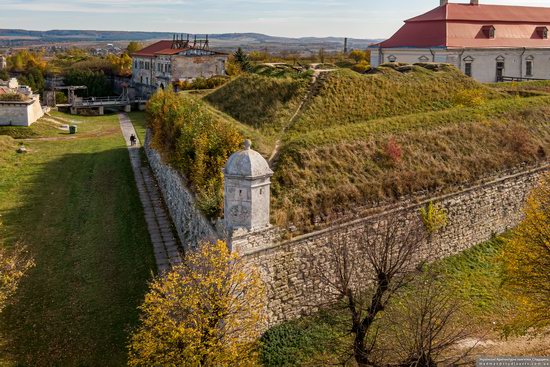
[204,73,310,137]
[0,113,156,366]
[288,65,502,134]
[272,96,550,228]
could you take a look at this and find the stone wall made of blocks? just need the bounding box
[144,129,218,249]
[242,165,548,325]
[144,137,547,326]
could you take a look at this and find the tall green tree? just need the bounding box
[126,41,143,55]
[64,69,113,97]
[233,48,251,72]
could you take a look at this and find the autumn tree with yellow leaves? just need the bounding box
[128,241,266,367]
[502,174,550,333]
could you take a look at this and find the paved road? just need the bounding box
[118,113,182,273]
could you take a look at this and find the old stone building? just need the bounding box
[131,35,228,96]
[370,1,550,82]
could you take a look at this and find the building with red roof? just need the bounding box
[131,35,228,95]
[370,1,550,82]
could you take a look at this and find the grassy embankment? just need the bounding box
[259,238,512,367]
[0,112,156,366]
[203,65,550,230]
[204,73,311,155]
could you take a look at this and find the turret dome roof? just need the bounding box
[224,140,273,178]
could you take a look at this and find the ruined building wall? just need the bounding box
[171,55,227,80]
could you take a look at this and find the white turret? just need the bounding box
[223,140,273,232]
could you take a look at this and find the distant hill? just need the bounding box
[0,29,381,52]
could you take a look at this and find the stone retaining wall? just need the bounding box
[241,165,548,324]
[144,130,218,249]
[144,138,548,325]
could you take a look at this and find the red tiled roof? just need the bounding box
[131,40,228,57]
[378,2,550,49]
[131,40,176,57]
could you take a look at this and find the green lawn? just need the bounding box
[127,111,148,144]
[0,112,156,366]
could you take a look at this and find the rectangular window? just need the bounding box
[465,62,472,77]
[526,60,533,77]
[496,61,505,81]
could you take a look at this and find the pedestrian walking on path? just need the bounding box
[118,113,181,273]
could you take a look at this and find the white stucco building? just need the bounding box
[370,0,550,82]
[0,79,44,127]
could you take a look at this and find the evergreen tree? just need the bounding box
[233,48,251,72]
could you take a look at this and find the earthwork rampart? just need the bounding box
[145,130,548,324]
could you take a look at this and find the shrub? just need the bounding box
[385,137,403,163]
[147,88,242,218]
[55,91,68,104]
[420,202,448,234]
[351,60,371,74]
[0,93,26,102]
[260,311,343,367]
[349,49,369,63]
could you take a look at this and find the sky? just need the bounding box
[1,0,550,39]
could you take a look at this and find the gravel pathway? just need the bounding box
[118,113,182,273]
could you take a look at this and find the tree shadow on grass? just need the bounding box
[0,147,156,367]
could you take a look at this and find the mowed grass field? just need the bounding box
[0,112,156,366]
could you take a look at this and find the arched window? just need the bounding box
[387,55,397,63]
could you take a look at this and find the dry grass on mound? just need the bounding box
[271,98,550,230]
[0,135,16,151]
[204,73,310,137]
[289,65,505,134]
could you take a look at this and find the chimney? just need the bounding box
[470,0,479,4]
[440,0,448,5]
